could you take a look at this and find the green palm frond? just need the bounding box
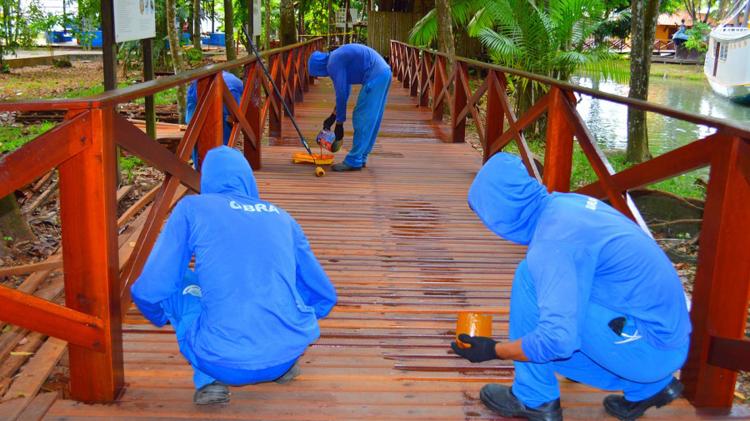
[409,9,437,47]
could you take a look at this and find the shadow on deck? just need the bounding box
[39,79,750,420]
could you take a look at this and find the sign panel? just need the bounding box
[114,0,156,43]
[252,0,261,37]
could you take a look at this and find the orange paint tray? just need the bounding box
[292,152,334,165]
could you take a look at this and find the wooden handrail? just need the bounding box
[390,41,750,138]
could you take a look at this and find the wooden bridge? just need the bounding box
[0,38,749,419]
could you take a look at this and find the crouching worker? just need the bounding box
[131,146,337,405]
[307,44,391,171]
[453,153,691,421]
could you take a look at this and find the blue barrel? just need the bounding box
[209,32,225,46]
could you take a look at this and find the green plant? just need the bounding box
[684,21,710,53]
[0,121,56,153]
[184,45,203,64]
[119,155,144,182]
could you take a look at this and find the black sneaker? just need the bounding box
[331,162,362,172]
[193,381,230,405]
[274,362,301,384]
[603,377,683,420]
[480,384,562,421]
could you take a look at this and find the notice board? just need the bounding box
[114,0,156,43]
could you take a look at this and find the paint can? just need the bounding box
[456,312,492,348]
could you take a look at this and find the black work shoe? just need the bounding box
[480,384,562,421]
[274,362,301,384]
[193,381,230,405]
[330,139,343,153]
[331,162,362,172]
[603,377,683,420]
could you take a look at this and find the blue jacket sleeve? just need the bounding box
[292,219,337,319]
[520,243,590,363]
[130,202,193,327]
[186,82,197,124]
[329,65,351,123]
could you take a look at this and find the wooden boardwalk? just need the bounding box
[42,79,749,420]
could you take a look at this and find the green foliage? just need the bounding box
[685,22,710,53]
[409,0,620,82]
[0,121,56,153]
[184,45,203,63]
[119,155,144,183]
[71,0,101,48]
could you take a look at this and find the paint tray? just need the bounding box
[292,152,334,165]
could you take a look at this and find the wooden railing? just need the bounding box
[0,37,323,402]
[390,40,750,410]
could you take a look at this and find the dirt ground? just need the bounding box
[0,61,104,101]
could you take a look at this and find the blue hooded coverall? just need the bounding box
[131,146,337,389]
[307,44,392,168]
[186,71,244,166]
[468,153,692,408]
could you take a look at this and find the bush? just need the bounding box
[685,22,710,53]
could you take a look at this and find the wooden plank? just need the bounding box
[195,74,224,166]
[15,391,58,421]
[0,259,60,279]
[707,336,750,372]
[58,106,124,401]
[0,111,91,198]
[543,87,575,192]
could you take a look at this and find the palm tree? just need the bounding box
[410,0,617,117]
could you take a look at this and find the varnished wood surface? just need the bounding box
[44,79,749,420]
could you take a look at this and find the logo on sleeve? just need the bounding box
[585,198,598,211]
[229,200,280,214]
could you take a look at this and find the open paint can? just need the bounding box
[456,312,492,348]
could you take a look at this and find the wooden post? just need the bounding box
[284,51,296,115]
[682,134,750,408]
[451,61,467,143]
[484,70,504,162]
[432,55,445,122]
[195,73,224,166]
[409,49,418,97]
[101,0,117,91]
[58,108,124,402]
[542,87,575,192]
[244,63,263,170]
[269,54,283,138]
[418,52,430,107]
[402,46,410,89]
[142,38,156,139]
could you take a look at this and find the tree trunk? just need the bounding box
[192,0,202,47]
[626,0,659,163]
[434,0,455,63]
[166,0,187,121]
[265,0,271,49]
[0,195,35,256]
[280,0,297,45]
[224,0,237,60]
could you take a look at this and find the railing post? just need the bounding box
[451,61,467,143]
[418,52,430,107]
[432,54,445,122]
[269,53,283,139]
[58,107,124,402]
[682,135,750,408]
[196,73,224,164]
[244,62,263,170]
[543,87,575,192]
[484,70,504,162]
[409,49,418,97]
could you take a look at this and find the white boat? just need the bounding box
[705,1,750,104]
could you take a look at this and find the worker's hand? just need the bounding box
[323,113,337,131]
[334,122,344,141]
[451,334,498,363]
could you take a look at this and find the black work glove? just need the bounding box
[451,334,498,363]
[323,113,336,131]
[334,122,344,141]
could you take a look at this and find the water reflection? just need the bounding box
[572,76,750,155]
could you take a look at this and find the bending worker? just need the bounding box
[186,70,244,167]
[307,44,391,171]
[131,146,337,405]
[453,153,691,421]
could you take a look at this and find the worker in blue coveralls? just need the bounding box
[131,146,337,405]
[452,153,691,421]
[186,71,244,167]
[307,44,391,171]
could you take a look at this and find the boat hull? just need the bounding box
[707,77,750,104]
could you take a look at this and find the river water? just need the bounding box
[572,76,750,155]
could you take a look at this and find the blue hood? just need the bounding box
[468,153,549,245]
[200,146,259,198]
[308,51,330,77]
